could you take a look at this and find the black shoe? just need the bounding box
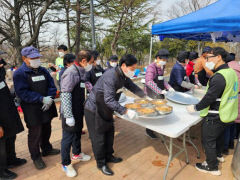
[195,163,221,176]
[106,156,123,163]
[145,129,158,139]
[229,141,234,149]
[42,148,60,157]
[33,157,46,170]
[0,169,17,179]
[7,158,27,169]
[222,149,229,155]
[98,165,114,176]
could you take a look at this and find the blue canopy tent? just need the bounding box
[151,0,240,42]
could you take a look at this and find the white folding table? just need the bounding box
[116,96,202,180]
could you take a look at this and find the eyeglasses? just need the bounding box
[206,55,217,61]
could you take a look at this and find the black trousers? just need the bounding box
[27,122,52,160]
[0,135,17,171]
[61,130,82,166]
[202,117,225,169]
[84,109,114,167]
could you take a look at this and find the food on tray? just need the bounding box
[136,108,156,115]
[134,99,150,104]
[151,99,167,105]
[125,103,142,109]
[155,105,173,113]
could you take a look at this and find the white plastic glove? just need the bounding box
[186,105,196,113]
[126,109,137,120]
[197,82,202,88]
[42,104,51,111]
[66,117,75,127]
[42,96,53,105]
[168,88,175,92]
[161,90,167,95]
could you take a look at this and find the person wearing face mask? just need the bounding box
[0,51,26,179]
[106,55,118,70]
[144,49,174,139]
[85,51,105,92]
[169,51,196,92]
[186,47,238,176]
[60,50,93,177]
[13,46,59,170]
[194,46,214,86]
[56,45,68,85]
[84,54,145,176]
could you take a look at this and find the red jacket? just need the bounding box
[186,61,194,77]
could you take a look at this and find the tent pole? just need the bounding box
[149,36,153,65]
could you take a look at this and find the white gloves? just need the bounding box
[186,105,196,113]
[42,96,53,105]
[66,117,75,127]
[197,82,202,88]
[168,88,175,92]
[42,104,51,111]
[127,109,137,120]
[161,90,168,95]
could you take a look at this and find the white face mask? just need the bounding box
[124,69,135,78]
[84,63,92,72]
[110,62,117,67]
[59,52,65,58]
[29,59,41,69]
[96,60,101,65]
[205,61,215,70]
[155,59,166,67]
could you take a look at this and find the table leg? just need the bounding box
[187,130,200,159]
[163,138,173,180]
[183,133,189,164]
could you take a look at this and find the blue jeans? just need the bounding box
[224,124,235,150]
[61,130,82,166]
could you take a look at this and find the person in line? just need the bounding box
[186,47,238,176]
[194,46,213,86]
[169,51,196,92]
[0,52,26,179]
[84,54,145,176]
[60,50,93,177]
[85,50,105,92]
[186,51,201,85]
[13,47,60,170]
[59,54,75,87]
[223,53,240,154]
[56,45,68,85]
[106,55,118,70]
[144,49,174,139]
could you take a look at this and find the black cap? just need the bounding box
[202,46,212,54]
[177,51,190,63]
[189,52,198,61]
[155,49,170,59]
[109,55,118,62]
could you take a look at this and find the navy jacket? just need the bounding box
[169,62,186,87]
[13,63,57,103]
[85,67,145,115]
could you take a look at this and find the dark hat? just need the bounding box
[21,46,42,58]
[177,51,190,63]
[189,52,198,61]
[202,46,212,54]
[109,55,118,62]
[225,53,235,63]
[155,49,170,59]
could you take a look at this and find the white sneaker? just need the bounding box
[217,156,225,163]
[195,163,221,176]
[62,164,77,177]
[72,153,91,162]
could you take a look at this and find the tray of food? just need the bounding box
[136,107,158,117]
[125,103,142,110]
[151,99,167,106]
[155,105,173,115]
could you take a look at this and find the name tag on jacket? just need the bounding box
[158,76,164,80]
[0,81,6,90]
[95,72,102,77]
[32,75,45,82]
[80,83,85,88]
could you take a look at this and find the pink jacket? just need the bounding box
[228,61,240,123]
